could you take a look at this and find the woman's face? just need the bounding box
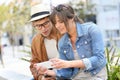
[54,15,67,35]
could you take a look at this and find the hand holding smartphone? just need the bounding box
[36,61,53,78]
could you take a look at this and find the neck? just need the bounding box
[69,22,77,39]
[68,22,77,46]
[69,31,77,50]
[69,27,77,50]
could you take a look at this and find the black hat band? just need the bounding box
[31,11,50,19]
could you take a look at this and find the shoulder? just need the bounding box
[81,22,97,29]
[31,33,43,44]
[81,22,100,33]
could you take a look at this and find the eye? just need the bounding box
[57,20,63,24]
[59,21,63,23]
[43,21,49,26]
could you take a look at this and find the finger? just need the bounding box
[51,63,60,69]
[33,63,37,68]
[50,58,59,62]
[40,66,47,71]
[43,77,53,80]
[38,66,48,75]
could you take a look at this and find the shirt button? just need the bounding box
[85,41,88,44]
[64,50,67,54]
[77,45,80,48]
[93,72,96,74]
[82,55,85,58]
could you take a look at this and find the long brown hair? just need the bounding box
[50,4,84,30]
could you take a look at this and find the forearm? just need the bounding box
[68,60,85,69]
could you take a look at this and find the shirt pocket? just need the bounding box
[79,38,92,57]
[80,38,91,49]
[61,46,74,60]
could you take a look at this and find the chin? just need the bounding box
[42,33,48,37]
[60,31,66,35]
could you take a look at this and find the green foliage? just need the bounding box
[0,0,31,46]
[5,0,30,33]
[105,46,120,80]
[0,4,10,30]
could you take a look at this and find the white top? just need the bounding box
[44,38,59,59]
[74,50,80,60]
[73,50,107,80]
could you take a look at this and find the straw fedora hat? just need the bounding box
[30,4,50,22]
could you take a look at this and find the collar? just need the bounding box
[76,22,84,37]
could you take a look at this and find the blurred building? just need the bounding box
[20,0,120,47]
[1,0,120,47]
[89,0,120,47]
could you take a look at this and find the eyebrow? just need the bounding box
[35,20,49,26]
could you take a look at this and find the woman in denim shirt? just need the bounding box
[44,4,107,80]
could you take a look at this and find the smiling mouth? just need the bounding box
[59,28,63,31]
[43,30,49,34]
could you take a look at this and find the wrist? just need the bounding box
[69,61,74,68]
[68,60,83,68]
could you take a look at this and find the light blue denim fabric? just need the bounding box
[56,22,107,79]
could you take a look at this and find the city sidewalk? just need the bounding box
[0,46,33,80]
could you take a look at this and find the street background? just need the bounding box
[0,46,33,80]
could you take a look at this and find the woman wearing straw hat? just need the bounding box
[29,4,61,80]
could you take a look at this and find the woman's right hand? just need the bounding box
[50,58,69,69]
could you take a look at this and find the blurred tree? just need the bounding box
[0,0,31,57]
[6,0,31,45]
[0,4,10,32]
[0,0,31,44]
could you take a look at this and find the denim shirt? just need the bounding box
[56,22,107,79]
